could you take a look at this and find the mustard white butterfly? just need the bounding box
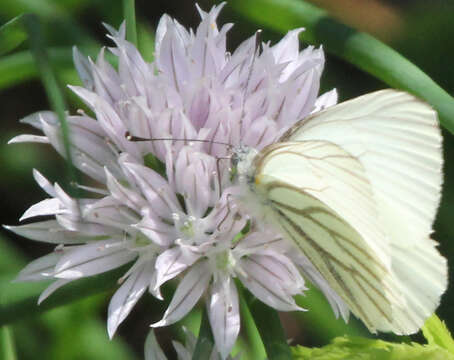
[233,89,447,334]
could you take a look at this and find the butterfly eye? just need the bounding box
[231,153,240,167]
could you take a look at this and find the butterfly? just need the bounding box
[232,89,447,334]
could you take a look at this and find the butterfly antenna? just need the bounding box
[239,30,262,139]
[125,132,233,149]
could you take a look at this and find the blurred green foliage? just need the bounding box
[0,0,453,359]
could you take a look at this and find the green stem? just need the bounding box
[230,0,454,135]
[238,285,267,359]
[0,327,17,360]
[240,287,292,360]
[23,14,78,191]
[123,0,138,46]
[192,307,215,360]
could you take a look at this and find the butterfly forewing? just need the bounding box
[278,89,446,333]
[281,89,442,246]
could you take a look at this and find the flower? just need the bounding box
[5,3,339,358]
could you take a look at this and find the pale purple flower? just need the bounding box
[5,3,340,358]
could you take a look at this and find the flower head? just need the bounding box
[6,3,339,358]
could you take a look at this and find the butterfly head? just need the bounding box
[231,145,259,186]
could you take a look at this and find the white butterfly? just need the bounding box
[233,89,447,334]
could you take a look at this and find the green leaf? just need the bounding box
[23,14,78,191]
[292,336,454,360]
[0,326,17,360]
[422,314,454,354]
[295,285,367,341]
[229,0,454,135]
[0,0,65,19]
[0,45,115,90]
[123,0,138,46]
[0,15,28,56]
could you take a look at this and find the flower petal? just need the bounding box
[38,279,73,304]
[4,220,91,244]
[15,252,63,281]
[108,261,155,338]
[151,261,211,327]
[208,275,240,360]
[8,134,49,144]
[237,254,305,312]
[54,239,136,279]
[144,330,168,360]
[33,169,56,197]
[105,167,147,212]
[154,247,201,290]
[20,198,63,221]
[73,46,94,90]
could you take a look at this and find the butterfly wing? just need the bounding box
[253,140,416,333]
[280,89,446,332]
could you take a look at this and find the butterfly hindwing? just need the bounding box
[252,139,427,334]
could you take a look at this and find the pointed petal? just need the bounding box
[20,198,63,221]
[312,88,338,113]
[33,169,56,197]
[144,330,168,360]
[15,252,62,281]
[4,220,90,244]
[237,255,305,312]
[38,279,73,304]
[172,341,192,360]
[154,247,200,290]
[105,167,147,212]
[151,261,211,327]
[54,239,136,279]
[8,134,49,144]
[122,162,180,218]
[208,275,240,360]
[108,261,154,338]
[134,209,176,247]
[73,46,94,90]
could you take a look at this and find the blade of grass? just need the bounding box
[123,0,137,46]
[23,14,78,189]
[0,15,28,56]
[229,0,454,134]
